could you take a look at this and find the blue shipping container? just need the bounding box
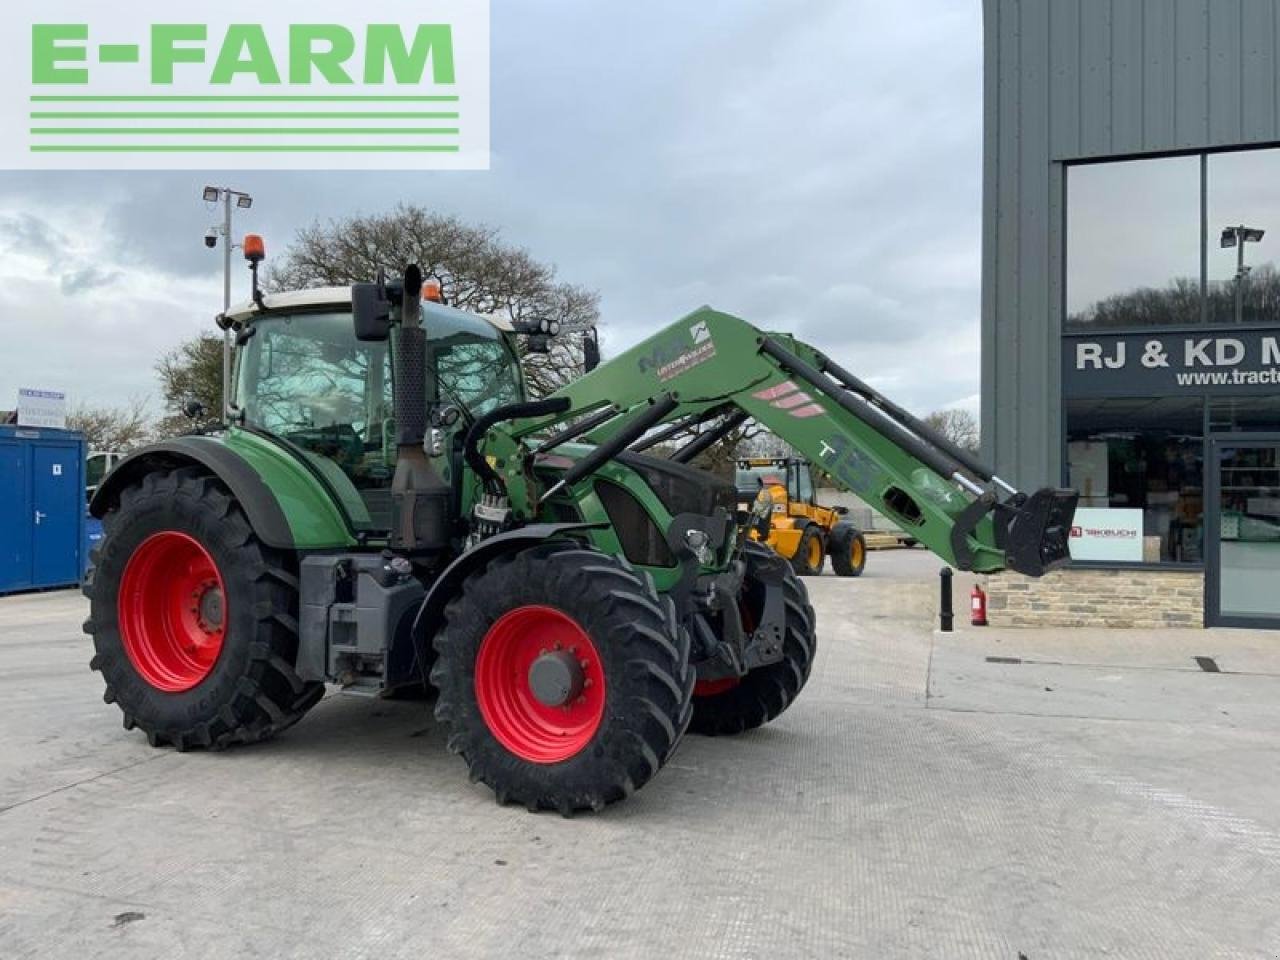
[0,425,87,594]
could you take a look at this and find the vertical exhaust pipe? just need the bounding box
[391,265,450,552]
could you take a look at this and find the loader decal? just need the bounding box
[752,380,825,418]
[818,432,878,491]
[638,326,717,382]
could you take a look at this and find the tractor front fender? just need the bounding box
[89,435,355,551]
[412,524,604,647]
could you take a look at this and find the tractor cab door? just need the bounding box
[785,462,801,504]
[794,462,816,505]
[235,310,397,530]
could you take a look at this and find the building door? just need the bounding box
[1207,437,1280,627]
[30,444,80,588]
[0,440,31,592]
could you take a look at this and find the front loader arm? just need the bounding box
[492,306,1076,575]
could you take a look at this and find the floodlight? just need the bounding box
[202,186,220,203]
[237,195,253,209]
[1222,225,1265,247]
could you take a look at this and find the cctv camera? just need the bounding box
[204,229,218,249]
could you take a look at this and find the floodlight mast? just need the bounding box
[202,186,254,422]
[1221,224,1266,324]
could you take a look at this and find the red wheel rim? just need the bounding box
[117,531,227,693]
[694,595,755,698]
[474,605,606,764]
[694,676,740,697]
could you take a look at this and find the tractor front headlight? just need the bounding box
[683,529,713,565]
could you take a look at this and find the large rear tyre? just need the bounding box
[84,467,323,750]
[690,541,817,736]
[829,523,867,578]
[790,525,825,577]
[431,542,694,813]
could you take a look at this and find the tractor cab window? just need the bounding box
[235,311,394,498]
[433,333,522,415]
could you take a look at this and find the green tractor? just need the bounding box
[85,248,1076,813]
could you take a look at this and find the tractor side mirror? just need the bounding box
[352,282,392,342]
[583,331,601,373]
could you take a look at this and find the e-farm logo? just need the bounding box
[2,1,489,170]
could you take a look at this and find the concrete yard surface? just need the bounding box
[2,555,1279,959]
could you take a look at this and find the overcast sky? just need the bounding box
[0,1,985,420]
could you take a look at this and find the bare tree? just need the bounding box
[268,205,600,396]
[155,334,223,437]
[921,408,980,454]
[67,398,152,452]
[1068,264,1280,328]
[645,417,768,477]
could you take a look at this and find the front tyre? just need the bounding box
[791,525,825,577]
[431,543,694,813]
[84,468,323,750]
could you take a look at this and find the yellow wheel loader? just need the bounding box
[735,457,867,577]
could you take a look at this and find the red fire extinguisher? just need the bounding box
[971,585,989,627]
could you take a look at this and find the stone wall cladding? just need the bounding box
[981,568,1204,628]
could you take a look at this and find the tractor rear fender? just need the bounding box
[88,436,351,551]
[412,523,605,649]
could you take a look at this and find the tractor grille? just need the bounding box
[594,481,676,567]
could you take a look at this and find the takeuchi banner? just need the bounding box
[1063,327,1280,398]
[0,0,489,170]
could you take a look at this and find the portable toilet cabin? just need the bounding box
[0,425,87,594]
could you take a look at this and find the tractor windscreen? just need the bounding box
[735,466,782,484]
[234,311,395,503]
[734,466,784,498]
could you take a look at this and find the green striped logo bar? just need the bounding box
[7,3,490,170]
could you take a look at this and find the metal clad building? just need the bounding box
[983,0,1280,626]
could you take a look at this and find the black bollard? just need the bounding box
[939,567,954,632]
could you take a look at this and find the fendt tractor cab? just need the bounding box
[85,239,1077,813]
[735,457,868,577]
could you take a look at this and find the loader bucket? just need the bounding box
[999,488,1078,578]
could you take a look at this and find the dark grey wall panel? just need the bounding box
[1050,0,1082,158]
[1112,0,1146,154]
[1174,0,1210,148]
[983,0,1280,486]
[1143,0,1179,147]
[1208,0,1243,144]
[1018,0,1055,484]
[1080,0,1115,155]
[1240,0,1277,141]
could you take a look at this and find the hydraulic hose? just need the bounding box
[464,397,572,496]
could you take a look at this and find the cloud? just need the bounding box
[59,266,123,296]
[0,212,67,261]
